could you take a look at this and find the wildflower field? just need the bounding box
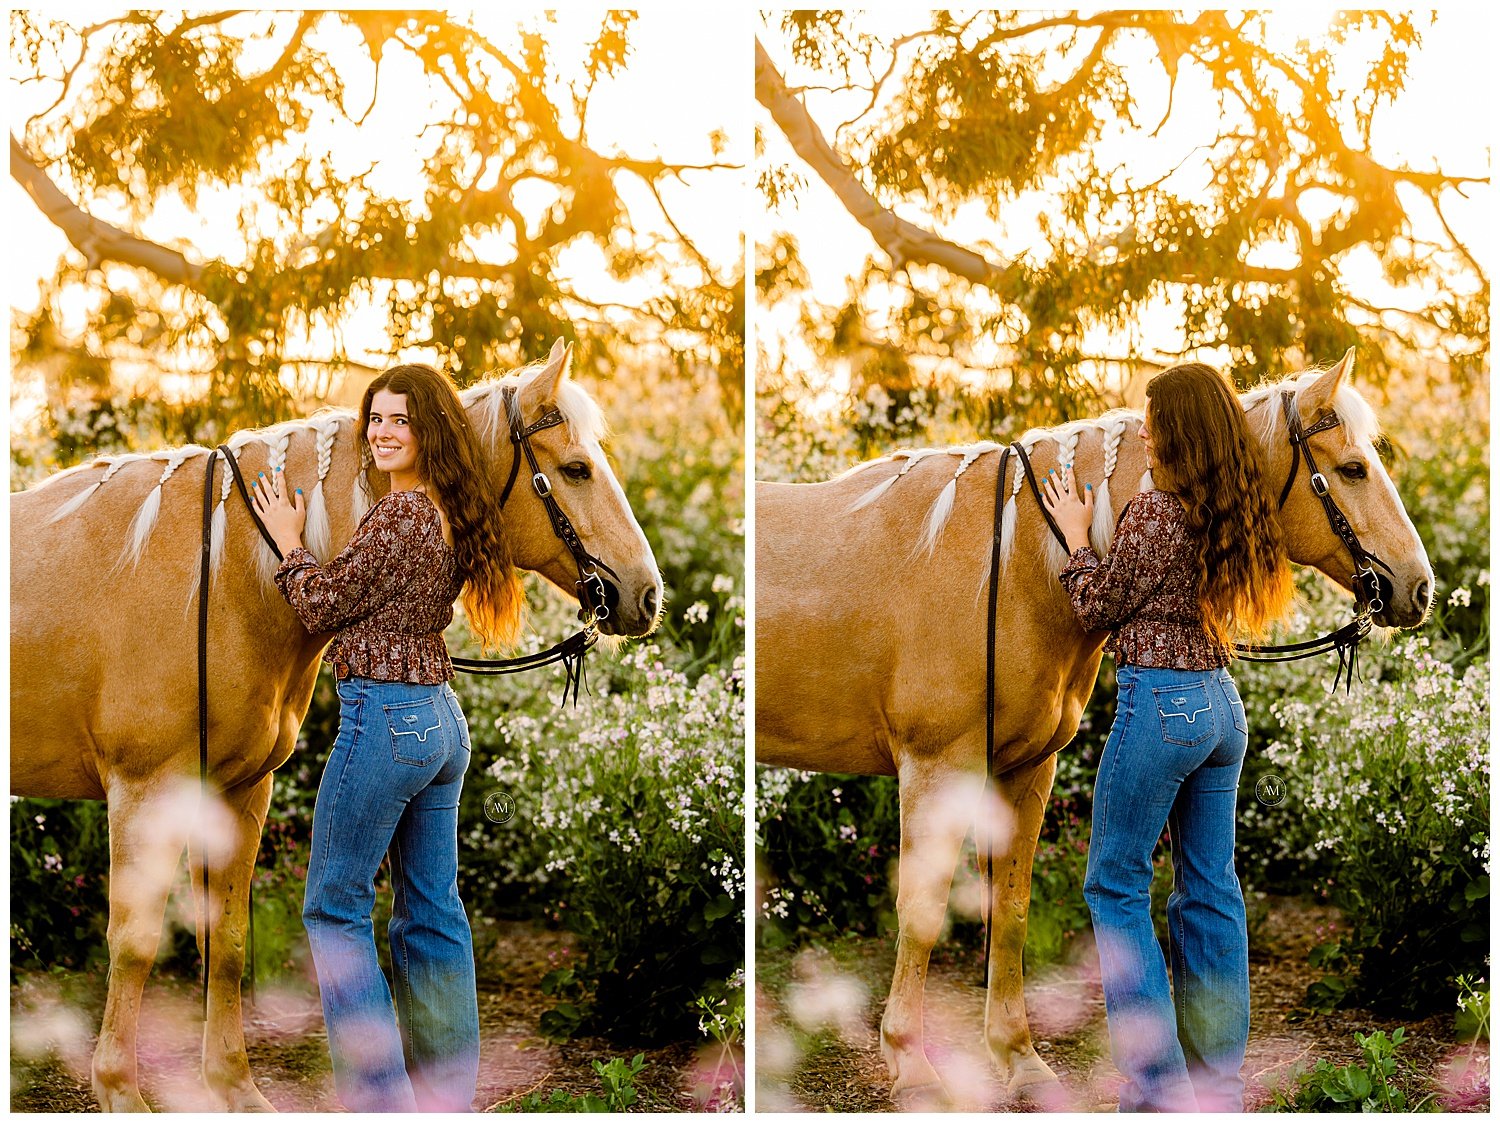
[10,367,746,1112]
[755,368,1489,1112]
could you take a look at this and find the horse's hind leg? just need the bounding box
[880,759,983,1108]
[984,755,1062,1094]
[186,773,277,1112]
[93,778,196,1112]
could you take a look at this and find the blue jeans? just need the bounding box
[303,675,479,1112]
[1083,664,1250,1112]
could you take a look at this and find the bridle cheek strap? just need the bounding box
[499,386,617,625]
[1275,390,1389,617]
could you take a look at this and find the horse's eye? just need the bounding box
[1338,462,1368,481]
[561,462,592,482]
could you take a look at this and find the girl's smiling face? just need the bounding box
[367,390,420,483]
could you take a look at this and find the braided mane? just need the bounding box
[27,360,606,604]
[839,365,1380,591]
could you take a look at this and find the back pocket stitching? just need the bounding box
[383,699,445,765]
[1152,684,1214,746]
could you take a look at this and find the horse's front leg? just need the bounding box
[187,773,277,1112]
[984,754,1063,1095]
[94,778,196,1112]
[880,757,984,1109]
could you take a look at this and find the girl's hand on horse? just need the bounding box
[251,468,307,554]
[1041,464,1094,554]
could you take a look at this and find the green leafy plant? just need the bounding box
[8,800,111,970]
[1454,973,1490,1044]
[496,1053,646,1113]
[1253,635,1489,1015]
[691,970,746,1110]
[1268,1027,1437,1112]
[756,770,901,947]
[468,634,744,1041]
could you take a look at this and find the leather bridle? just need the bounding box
[491,385,619,629]
[1271,388,1391,617]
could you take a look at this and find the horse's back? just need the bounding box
[11,458,322,797]
[755,468,997,775]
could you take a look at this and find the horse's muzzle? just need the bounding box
[1375,573,1432,629]
[591,576,661,637]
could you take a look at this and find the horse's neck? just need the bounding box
[228,390,526,588]
[226,413,377,588]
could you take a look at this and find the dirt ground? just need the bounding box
[755,895,1490,1112]
[10,919,738,1113]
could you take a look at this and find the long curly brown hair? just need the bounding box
[359,364,524,651]
[1145,363,1294,644]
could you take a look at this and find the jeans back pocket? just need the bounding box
[1221,678,1248,735]
[1151,682,1214,747]
[383,697,446,767]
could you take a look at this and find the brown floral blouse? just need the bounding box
[274,489,463,684]
[1058,489,1231,670]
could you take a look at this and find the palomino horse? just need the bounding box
[11,341,663,1112]
[756,352,1432,1107]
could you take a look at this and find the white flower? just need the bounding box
[1448,586,1472,607]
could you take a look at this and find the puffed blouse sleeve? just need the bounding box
[1057,491,1183,632]
[273,491,438,634]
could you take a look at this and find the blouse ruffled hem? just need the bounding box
[324,631,454,684]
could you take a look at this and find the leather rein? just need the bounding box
[195,391,615,1014]
[979,388,1388,987]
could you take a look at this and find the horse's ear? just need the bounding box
[1300,347,1355,416]
[519,338,573,417]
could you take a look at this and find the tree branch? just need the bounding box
[1425,188,1483,278]
[756,38,1021,291]
[11,134,207,288]
[23,13,144,134]
[12,132,530,295]
[643,178,725,288]
[250,11,317,90]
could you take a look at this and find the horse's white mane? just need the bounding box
[462,361,609,450]
[1241,367,1381,450]
[30,360,603,608]
[843,364,1381,592]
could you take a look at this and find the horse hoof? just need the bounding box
[94,1089,152,1113]
[1007,1051,1061,1091]
[1012,1075,1073,1112]
[221,1083,277,1112]
[892,1080,952,1112]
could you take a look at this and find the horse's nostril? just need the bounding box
[642,586,658,620]
[1414,579,1431,611]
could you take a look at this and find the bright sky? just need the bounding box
[9,8,749,406]
[756,8,1494,401]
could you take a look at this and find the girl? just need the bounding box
[1041,362,1292,1112]
[252,364,523,1111]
